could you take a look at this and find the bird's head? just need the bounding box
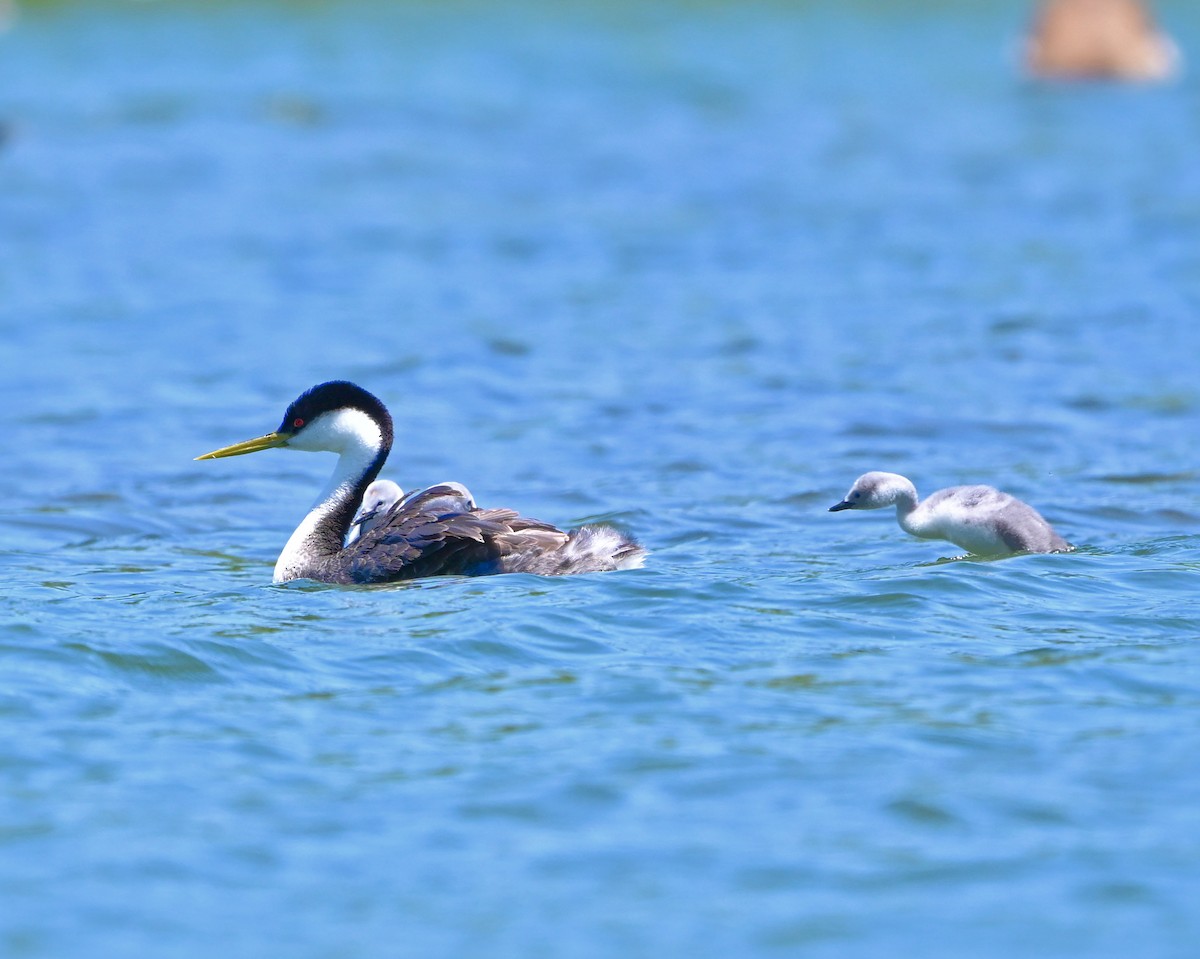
[195,381,394,460]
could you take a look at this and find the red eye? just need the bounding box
[293,418,304,428]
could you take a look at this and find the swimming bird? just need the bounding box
[829,471,1070,556]
[196,381,646,584]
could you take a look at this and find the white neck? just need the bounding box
[272,410,386,583]
[891,486,927,537]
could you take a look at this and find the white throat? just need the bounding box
[273,409,385,583]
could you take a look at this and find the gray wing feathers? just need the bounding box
[994,501,1071,553]
[497,524,647,575]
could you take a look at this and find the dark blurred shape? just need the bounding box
[1025,0,1179,81]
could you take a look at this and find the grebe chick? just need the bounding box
[830,471,1070,556]
[345,479,404,547]
[400,481,476,513]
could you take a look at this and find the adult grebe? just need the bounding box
[830,471,1071,556]
[196,381,646,583]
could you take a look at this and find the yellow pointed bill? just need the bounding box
[195,431,290,460]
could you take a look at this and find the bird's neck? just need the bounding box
[893,487,925,537]
[273,440,388,583]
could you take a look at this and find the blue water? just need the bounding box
[3,2,1200,956]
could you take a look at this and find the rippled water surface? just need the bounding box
[3,2,1200,956]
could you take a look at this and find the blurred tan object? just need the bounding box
[1026,0,1180,81]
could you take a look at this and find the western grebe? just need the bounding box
[400,481,476,513]
[345,479,404,547]
[829,471,1071,556]
[196,381,647,583]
